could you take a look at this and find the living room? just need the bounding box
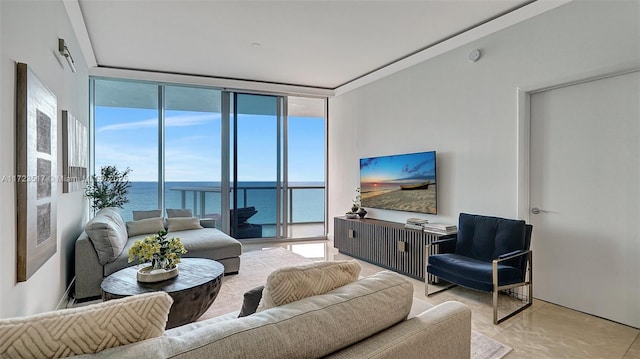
[1,0,639,358]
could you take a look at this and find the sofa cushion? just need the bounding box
[167,217,203,232]
[166,208,193,218]
[78,271,413,359]
[0,292,172,358]
[257,260,361,312]
[132,209,162,221]
[238,285,264,318]
[84,207,128,265]
[126,217,165,237]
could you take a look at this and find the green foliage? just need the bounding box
[85,165,132,210]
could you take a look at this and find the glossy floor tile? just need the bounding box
[250,239,640,358]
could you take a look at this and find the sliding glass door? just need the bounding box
[231,94,282,239]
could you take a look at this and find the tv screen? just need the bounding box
[360,151,437,214]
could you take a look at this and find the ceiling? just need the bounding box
[75,0,535,90]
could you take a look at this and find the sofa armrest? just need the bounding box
[75,232,105,300]
[199,218,216,228]
[324,301,471,359]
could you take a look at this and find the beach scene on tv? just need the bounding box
[360,151,436,214]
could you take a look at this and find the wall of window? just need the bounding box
[90,78,326,240]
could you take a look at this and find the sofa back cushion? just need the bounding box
[257,260,361,311]
[80,271,413,359]
[166,208,193,218]
[0,292,172,358]
[84,207,128,265]
[132,209,162,221]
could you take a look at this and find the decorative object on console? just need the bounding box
[351,187,361,213]
[128,230,187,283]
[15,62,58,282]
[85,165,132,211]
[423,222,457,234]
[405,217,428,230]
[357,207,367,218]
[360,151,437,214]
[345,212,358,219]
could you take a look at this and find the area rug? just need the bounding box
[200,247,512,359]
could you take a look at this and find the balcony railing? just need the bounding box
[168,184,325,226]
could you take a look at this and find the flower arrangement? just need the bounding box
[128,230,187,271]
[351,187,361,212]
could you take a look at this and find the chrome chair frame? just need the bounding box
[425,240,533,324]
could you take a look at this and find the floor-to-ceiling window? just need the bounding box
[90,78,326,240]
[92,79,159,222]
[164,86,222,222]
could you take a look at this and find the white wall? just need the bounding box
[328,0,640,232]
[0,0,88,318]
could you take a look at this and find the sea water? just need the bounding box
[119,181,325,224]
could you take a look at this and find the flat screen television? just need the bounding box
[360,151,437,214]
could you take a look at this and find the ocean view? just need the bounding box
[119,181,325,224]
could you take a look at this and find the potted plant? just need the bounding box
[128,230,188,282]
[85,165,132,211]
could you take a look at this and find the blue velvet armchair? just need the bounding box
[426,213,533,324]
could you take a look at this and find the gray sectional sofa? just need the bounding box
[78,271,472,358]
[75,208,242,300]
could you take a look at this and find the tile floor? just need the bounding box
[244,239,640,359]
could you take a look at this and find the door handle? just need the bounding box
[531,207,547,214]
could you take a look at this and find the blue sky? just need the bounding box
[95,107,325,182]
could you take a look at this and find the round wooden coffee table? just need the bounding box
[101,258,224,329]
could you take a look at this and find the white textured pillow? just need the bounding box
[126,217,165,237]
[84,207,128,265]
[257,260,361,312]
[0,292,173,358]
[167,217,203,232]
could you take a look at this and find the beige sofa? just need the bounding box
[76,271,472,358]
[75,208,242,300]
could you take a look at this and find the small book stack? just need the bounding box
[423,223,457,235]
[405,217,429,230]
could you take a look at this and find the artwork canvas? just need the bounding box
[16,62,57,282]
[360,151,437,214]
[62,110,88,193]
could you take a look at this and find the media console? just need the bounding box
[334,216,456,281]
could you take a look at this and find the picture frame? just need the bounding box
[16,62,57,282]
[62,110,88,193]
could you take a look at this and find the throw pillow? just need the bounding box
[0,292,172,358]
[126,217,166,237]
[166,208,193,218]
[84,207,128,265]
[256,260,361,312]
[238,285,264,318]
[132,209,162,221]
[166,217,203,232]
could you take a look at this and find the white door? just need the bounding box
[529,71,640,328]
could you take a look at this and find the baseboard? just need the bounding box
[56,277,75,310]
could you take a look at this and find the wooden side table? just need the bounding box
[101,258,224,329]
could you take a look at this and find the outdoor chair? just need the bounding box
[426,212,533,324]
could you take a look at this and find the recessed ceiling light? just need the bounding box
[251,42,261,47]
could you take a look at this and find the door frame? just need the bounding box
[516,68,640,222]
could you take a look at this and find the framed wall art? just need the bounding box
[16,62,57,282]
[62,110,88,193]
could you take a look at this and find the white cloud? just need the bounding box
[97,113,220,133]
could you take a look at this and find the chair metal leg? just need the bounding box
[492,252,534,324]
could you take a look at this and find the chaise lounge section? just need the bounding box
[74,208,242,300]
